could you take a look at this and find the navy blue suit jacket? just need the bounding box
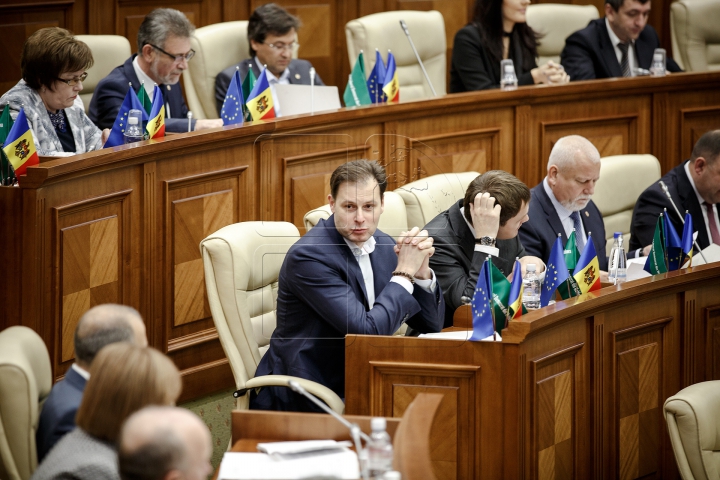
[36,367,87,461]
[251,215,444,412]
[519,182,608,271]
[561,18,682,81]
[215,58,323,116]
[89,55,195,133]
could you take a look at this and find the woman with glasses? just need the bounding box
[0,27,109,156]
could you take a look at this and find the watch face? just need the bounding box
[481,236,496,246]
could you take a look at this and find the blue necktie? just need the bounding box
[570,210,585,251]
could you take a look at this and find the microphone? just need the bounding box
[399,20,437,97]
[187,111,192,133]
[287,380,370,479]
[658,181,708,264]
[309,67,316,115]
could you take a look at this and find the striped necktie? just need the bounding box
[570,210,585,251]
[705,202,720,245]
[618,42,631,77]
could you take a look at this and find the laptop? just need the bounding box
[274,84,342,117]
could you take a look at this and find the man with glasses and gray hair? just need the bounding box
[215,3,324,115]
[90,8,223,132]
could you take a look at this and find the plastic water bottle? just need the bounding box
[367,417,393,478]
[383,472,402,480]
[650,48,666,77]
[522,264,541,309]
[609,233,627,284]
[123,109,143,144]
[500,59,518,91]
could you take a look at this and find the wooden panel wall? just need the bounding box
[1,0,674,100]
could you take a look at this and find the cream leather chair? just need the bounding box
[200,221,344,413]
[664,381,720,480]
[593,154,661,256]
[0,326,52,480]
[183,21,249,119]
[345,10,446,101]
[671,0,720,72]
[75,35,132,114]
[394,172,480,230]
[303,191,409,240]
[525,4,599,65]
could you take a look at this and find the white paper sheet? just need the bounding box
[218,450,359,479]
[418,331,502,342]
[257,440,352,455]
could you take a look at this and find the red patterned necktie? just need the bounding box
[704,202,720,245]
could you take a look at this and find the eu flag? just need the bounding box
[105,84,148,148]
[663,210,683,270]
[367,49,387,104]
[541,236,570,307]
[221,69,244,126]
[469,259,495,341]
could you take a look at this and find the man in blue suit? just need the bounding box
[89,8,222,132]
[251,160,444,412]
[519,136,612,272]
[36,304,147,461]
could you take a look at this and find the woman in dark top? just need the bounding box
[450,0,569,92]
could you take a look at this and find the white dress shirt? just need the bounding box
[542,178,589,246]
[131,57,172,118]
[71,363,90,380]
[605,18,638,76]
[254,57,290,117]
[684,161,719,245]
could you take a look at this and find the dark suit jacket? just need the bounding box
[215,58,324,115]
[36,367,87,462]
[519,182,608,271]
[561,18,682,81]
[89,55,195,133]
[425,200,526,328]
[251,215,444,412]
[630,161,714,251]
[449,24,536,92]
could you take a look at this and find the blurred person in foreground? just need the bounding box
[0,27,109,156]
[31,343,181,480]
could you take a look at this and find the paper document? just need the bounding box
[257,440,352,456]
[419,331,502,342]
[218,449,359,479]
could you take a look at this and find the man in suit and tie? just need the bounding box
[519,136,614,274]
[36,304,147,461]
[425,170,545,328]
[251,160,444,412]
[631,130,720,253]
[90,8,222,132]
[560,0,681,80]
[215,3,324,116]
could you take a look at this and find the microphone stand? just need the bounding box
[399,20,437,97]
[309,68,316,115]
[287,380,370,479]
[659,181,708,264]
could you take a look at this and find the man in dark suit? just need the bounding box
[519,136,612,273]
[89,8,222,132]
[426,170,545,327]
[561,0,681,81]
[215,3,323,115]
[251,160,444,412]
[36,304,147,461]
[631,130,720,252]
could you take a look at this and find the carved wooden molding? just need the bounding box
[167,327,219,352]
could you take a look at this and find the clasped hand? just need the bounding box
[394,226,434,280]
[470,192,501,239]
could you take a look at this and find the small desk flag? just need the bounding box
[367,49,387,104]
[572,234,601,294]
[2,108,38,180]
[105,85,148,148]
[663,211,683,270]
[242,67,257,122]
[541,236,570,307]
[507,259,525,320]
[469,260,495,341]
[343,52,371,107]
[147,84,165,139]
[681,213,694,267]
[644,214,668,274]
[382,51,399,103]
[246,69,276,121]
[221,69,245,126]
[137,83,152,115]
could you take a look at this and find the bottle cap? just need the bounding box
[128,117,138,125]
[653,53,663,62]
[614,232,621,238]
[371,417,386,431]
[504,64,514,73]
[384,472,402,480]
[526,263,536,272]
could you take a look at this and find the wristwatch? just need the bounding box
[475,236,496,247]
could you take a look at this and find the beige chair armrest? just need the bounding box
[245,375,345,414]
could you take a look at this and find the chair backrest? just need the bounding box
[303,191,409,240]
[664,381,720,480]
[0,326,52,480]
[345,10,446,101]
[200,222,299,394]
[183,21,249,119]
[75,35,132,114]
[593,154,660,256]
[525,4,599,65]
[671,0,720,72]
[395,172,480,229]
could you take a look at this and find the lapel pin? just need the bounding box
[294,73,301,80]
[584,211,589,217]
[166,85,171,91]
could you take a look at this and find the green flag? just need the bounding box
[644,215,668,274]
[137,84,152,115]
[0,107,14,144]
[489,261,510,331]
[343,52,371,107]
[0,148,16,186]
[242,67,256,122]
[558,232,582,299]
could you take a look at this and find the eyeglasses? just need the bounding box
[148,44,196,63]
[56,72,88,86]
[263,41,299,52]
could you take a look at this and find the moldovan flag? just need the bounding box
[382,51,399,103]
[572,234,601,294]
[2,108,38,180]
[245,69,275,121]
[681,212,694,267]
[507,259,525,320]
[146,84,165,139]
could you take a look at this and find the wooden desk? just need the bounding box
[2,73,719,401]
[345,263,720,480]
